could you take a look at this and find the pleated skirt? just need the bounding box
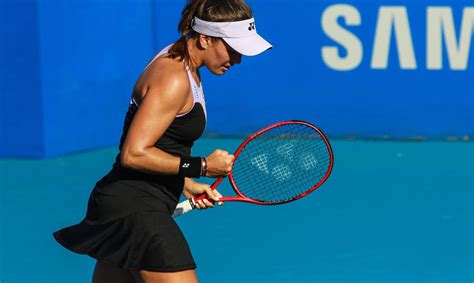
[53,179,196,272]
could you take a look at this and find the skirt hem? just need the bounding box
[53,224,197,273]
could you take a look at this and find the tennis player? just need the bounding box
[52,0,271,282]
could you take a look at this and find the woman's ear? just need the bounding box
[198,34,212,50]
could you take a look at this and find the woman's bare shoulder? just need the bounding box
[134,57,190,99]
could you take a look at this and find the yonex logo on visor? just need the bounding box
[248,22,255,31]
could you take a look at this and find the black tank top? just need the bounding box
[96,100,206,208]
[96,47,207,208]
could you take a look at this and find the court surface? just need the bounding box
[0,139,472,283]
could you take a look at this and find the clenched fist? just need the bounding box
[205,149,234,177]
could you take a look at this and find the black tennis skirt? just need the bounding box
[52,179,196,272]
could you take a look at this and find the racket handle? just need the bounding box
[172,198,196,218]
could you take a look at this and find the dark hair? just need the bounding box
[167,0,253,65]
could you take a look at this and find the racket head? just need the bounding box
[228,120,334,205]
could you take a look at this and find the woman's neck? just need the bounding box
[186,38,203,70]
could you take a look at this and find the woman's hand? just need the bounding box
[205,149,234,178]
[183,178,224,209]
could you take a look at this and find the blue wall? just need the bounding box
[1,0,473,158]
[1,0,43,157]
[38,0,156,157]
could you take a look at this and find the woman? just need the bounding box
[53,0,271,282]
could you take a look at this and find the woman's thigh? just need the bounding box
[92,260,137,283]
[135,269,198,283]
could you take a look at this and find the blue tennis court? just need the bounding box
[1,138,471,283]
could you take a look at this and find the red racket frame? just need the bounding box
[194,120,334,205]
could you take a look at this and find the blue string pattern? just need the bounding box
[232,123,332,203]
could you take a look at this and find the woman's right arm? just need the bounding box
[120,64,189,175]
[121,61,234,177]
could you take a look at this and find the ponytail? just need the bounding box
[167,0,206,64]
[179,0,207,35]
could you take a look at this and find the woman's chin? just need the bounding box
[207,66,228,75]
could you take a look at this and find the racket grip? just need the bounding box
[172,198,196,218]
[173,178,223,218]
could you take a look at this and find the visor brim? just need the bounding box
[223,34,272,56]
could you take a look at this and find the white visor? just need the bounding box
[191,17,272,56]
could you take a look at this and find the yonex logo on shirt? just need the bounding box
[182,163,190,168]
[248,22,255,31]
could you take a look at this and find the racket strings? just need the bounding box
[232,123,332,203]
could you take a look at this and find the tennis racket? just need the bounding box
[172,120,334,218]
